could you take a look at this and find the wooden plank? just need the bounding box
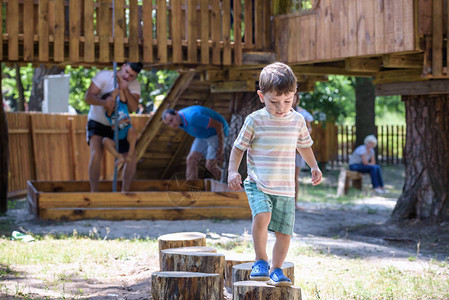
[23,0,34,61]
[263,0,271,49]
[347,0,358,57]
[382,53,423,68]
[356,0,375,56]
[373,69,426,85]
[375,79,449,96]
[418,0,432,35]
[330,0,340,59]
[199,0,209,64]
[233,0,242,64]
[113,0,125,63]
[244,0,253,49]
[384,0,395,53]
[171,0,181,63]
[53,0,65,62]
[38,191,248,208]
[187,0,197,63]
[157,0,168,63]
[210,81,254,93]
[161,134,194,179]
[98,0,110,63]
[143,0,153,63]
[290,65,374,77]
[222,0,231,64]
[129,0,139,62]
[211,0,221,65]
[345,58,381,72]
[254,0,263,49]
[69,0,80,62]
[432,0,443,76]
[84,0,95,62]
[374,0,385,54]
[39,206,252,221]
[8,0,19,60]
[402,0,414,50]
[316,0,331,60]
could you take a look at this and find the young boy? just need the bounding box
[102,87,137,167]
[227,62,322,286]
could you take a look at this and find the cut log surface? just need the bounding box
[224,254,253,288]
[232,261,295,286]
[152,271,221,300]
[233,281,302,300]
[158,232,206,268]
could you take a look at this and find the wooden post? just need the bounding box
[233,281,302,300]
[158,232,206,268]
[0,66,8,213]
[152,271,221,300]
[232,261,295,286]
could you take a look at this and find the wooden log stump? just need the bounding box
[152,271,221,300]
[224,254,253,288]
[158,232,206,268]
[160,250,226,299]
[232,261,295,286]
[161,246,218,273]
[233,281,302,300]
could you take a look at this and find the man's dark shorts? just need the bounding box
[87,120,129,153]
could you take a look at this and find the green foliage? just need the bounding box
[64,66,99,114]
[300,75,355,124]
[1,63,33,111]
[139,69,178,112]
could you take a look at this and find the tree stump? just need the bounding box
[233,281,302,300]
[232,261,295,286]
[158,232,206,268]
[224,254,253,288]
[161,246,218,272]
[152,271,221,300]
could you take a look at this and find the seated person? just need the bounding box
[101,89,137,167]
[348,135,386,194]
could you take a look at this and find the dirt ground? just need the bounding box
[2,167,449,299]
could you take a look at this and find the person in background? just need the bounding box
[162,105,229,181]
[348,135,386,194]
[294,93,314,210]
[85,62,143,192]
[227,62,322,286]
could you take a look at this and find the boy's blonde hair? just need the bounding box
[364,135,378,146]
[259,62,297,95]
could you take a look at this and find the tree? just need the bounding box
[28,65,64,111]
[354,77,376,147]
[391,94,449,222]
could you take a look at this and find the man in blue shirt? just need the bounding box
[162,106,229,180]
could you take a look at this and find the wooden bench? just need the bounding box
[337,168,363,196]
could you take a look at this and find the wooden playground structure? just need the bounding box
[2,0,449,222]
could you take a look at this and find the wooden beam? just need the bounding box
[210,81,255,93]
[373,69,426,85]
[382,53,424,68]
[135,71,196,162]
[345,58,381,73]
[376,79,449,96]
[291,65,374,77]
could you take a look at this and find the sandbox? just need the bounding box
[27,179,250,221]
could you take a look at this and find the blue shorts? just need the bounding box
[190,135,222,160]
[244,180,295,236]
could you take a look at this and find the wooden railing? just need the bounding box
[333,125,406,166]
[1,0,272,66]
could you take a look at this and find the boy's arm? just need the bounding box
[297,147,322,185]
[227,146,245,191]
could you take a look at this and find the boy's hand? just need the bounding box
[228,171,243,191]
[310,166,322,186]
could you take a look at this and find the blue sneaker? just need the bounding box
[250,259,270,281]
[267,268,292,287]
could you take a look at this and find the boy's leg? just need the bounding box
[125,127,137,162]
[252,212,271,262]
[271,231,291,270]
[122,152,136,192]
[103,137,125,166]
[88,135,104,192]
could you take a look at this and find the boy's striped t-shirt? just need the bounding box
[234,108,313,197]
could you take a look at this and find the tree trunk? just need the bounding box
[391,94,449,222]
[233,281,302,300]
[354,77,376,147]
[157,232,206,269]
[14,63,25,111]
[1,66,9,213]
[28,65,64,111]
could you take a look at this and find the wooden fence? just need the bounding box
[7,112,150,196]
[333,125,406,166]
[1,0,272,66]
